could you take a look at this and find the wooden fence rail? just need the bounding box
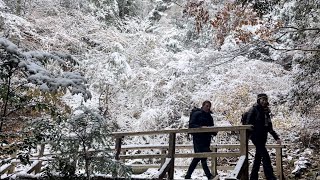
[112,126,252,180]
[0,144,45,177]
[111,126,285,180]
[1,126,285,180]
[113,143,285,178]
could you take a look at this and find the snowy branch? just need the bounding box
[279,26,320,32]
[0,37,91,101]
[266,45,320,52]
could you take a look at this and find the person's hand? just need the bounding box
[276,139,282,145]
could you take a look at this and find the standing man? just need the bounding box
[245,93,281,180]
[185,100,216,180]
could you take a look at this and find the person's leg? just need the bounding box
[186,139,202,178]
[260,146,276,180]
[185,158,200,179]
[250,144,262,180]
[198,144,213,179]
[200,158,213,179]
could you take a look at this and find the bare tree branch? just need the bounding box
[208,44,252,68]
[266,45,320,52]
[171,0,183,8]
[279,26,320,32]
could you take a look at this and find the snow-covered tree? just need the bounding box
[39,106,130,179]
[266,0,320,116]
[0,37,91,150]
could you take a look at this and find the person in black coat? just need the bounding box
[245,93,281,180]
[185,100,216,180]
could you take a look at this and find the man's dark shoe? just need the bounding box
[266,176,277,180]
[207,175,214,180]
[207,174,214,180]
[185,175,191,179]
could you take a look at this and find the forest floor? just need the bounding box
[282,134,320,179]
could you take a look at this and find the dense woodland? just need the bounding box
[0,0,319,179]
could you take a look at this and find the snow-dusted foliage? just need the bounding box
[0,36,92,173]
[40,106,131,179]
[0,37,91,100]
[266,0,320,117]
[0,0,6,10]
[43,0,295,139]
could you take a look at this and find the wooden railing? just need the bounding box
[111,143,285,179]
[112,126,285,180]
[1,126,285,180]
[112,126,253,180]
[0,144,45,177]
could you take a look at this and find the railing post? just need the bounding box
[276,146,283,180]
[8,147,17,174]
[167,133,176,179]
[239,129,249,180]
[115,136,123,160]
[211,146,217,177]
[34,144,45,174]
[160,149,167,166]
[113,136,123,178]
[122,150,126,162]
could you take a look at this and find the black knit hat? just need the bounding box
[257,93,268,102]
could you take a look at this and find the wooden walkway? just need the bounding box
[1,126,285,180]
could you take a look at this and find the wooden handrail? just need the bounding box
[0,144,285,158]
[112,144,285,150]
[26,160,42,174]
[0,164,12,175]
[225,155,246,180]
[111,126,253,137]
[175,152,240,158]
[119,154,166,159]
[152,158,172,179]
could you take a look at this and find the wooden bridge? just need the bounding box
[112,125,285,180]
[1,125,285,180]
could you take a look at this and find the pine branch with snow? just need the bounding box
[42,105,131,179]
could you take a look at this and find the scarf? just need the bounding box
[264,106,271,127]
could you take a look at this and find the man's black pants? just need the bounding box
[185,138,212,179]
[250,142,277,180]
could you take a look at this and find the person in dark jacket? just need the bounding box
[185,100,216,180]
[245,93,281,180]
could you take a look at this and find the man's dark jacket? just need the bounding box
[245,103,279,144]
[189,108,215,148]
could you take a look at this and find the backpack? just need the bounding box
[188,107,217,137]
[189,107,201,128]
[241,106,258,125]
[241,111,249,125]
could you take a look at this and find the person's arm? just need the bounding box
[268,121,280,143]
[208,116,217,136]
[189,111,202,128]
